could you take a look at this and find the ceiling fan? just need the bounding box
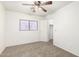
[22,1,52,12]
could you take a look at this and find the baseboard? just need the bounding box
[54,43,78,57]
[5,40,40,48]
[5,40,49,48]
[40,40,49,42]
[0,47,6,54]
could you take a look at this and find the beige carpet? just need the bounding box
[0,41,77,57]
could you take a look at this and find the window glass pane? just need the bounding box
[30,21,38,31]
[20,20,29,31]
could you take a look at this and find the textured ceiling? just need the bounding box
[2,1,72,16]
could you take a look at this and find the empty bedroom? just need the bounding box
[0,0,79,57]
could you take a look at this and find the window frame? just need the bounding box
[19,20,38,31]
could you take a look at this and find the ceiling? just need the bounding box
[2,1,72,16]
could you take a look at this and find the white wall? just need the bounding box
[0,3,5,54]
[47,2,79,56]
[5,10,48,47]
[40,18,49,42]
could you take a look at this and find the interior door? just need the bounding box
[49,24,53,40]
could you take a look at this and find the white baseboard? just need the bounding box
[0,47,6,54]
[54,43,78,57]
[5,40,40,47]
[40,40,49,42]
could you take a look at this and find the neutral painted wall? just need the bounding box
[40,18,49,42]
[47,2,79,56]
[5,10,48,47]
[0,3,5,54]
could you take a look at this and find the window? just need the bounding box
[19,20,29,31]
[30,20,38,31]
[19,20,38,31]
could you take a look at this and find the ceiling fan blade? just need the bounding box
[22,3,34,6]
[40,7,47,12]
[38,1,41,4]
[34,1,41,6]
[41,1,52,5]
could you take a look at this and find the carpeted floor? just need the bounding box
[0,41,77,57]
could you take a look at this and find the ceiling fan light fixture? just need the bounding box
[23,1,52,13]
[31,7,35,12]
